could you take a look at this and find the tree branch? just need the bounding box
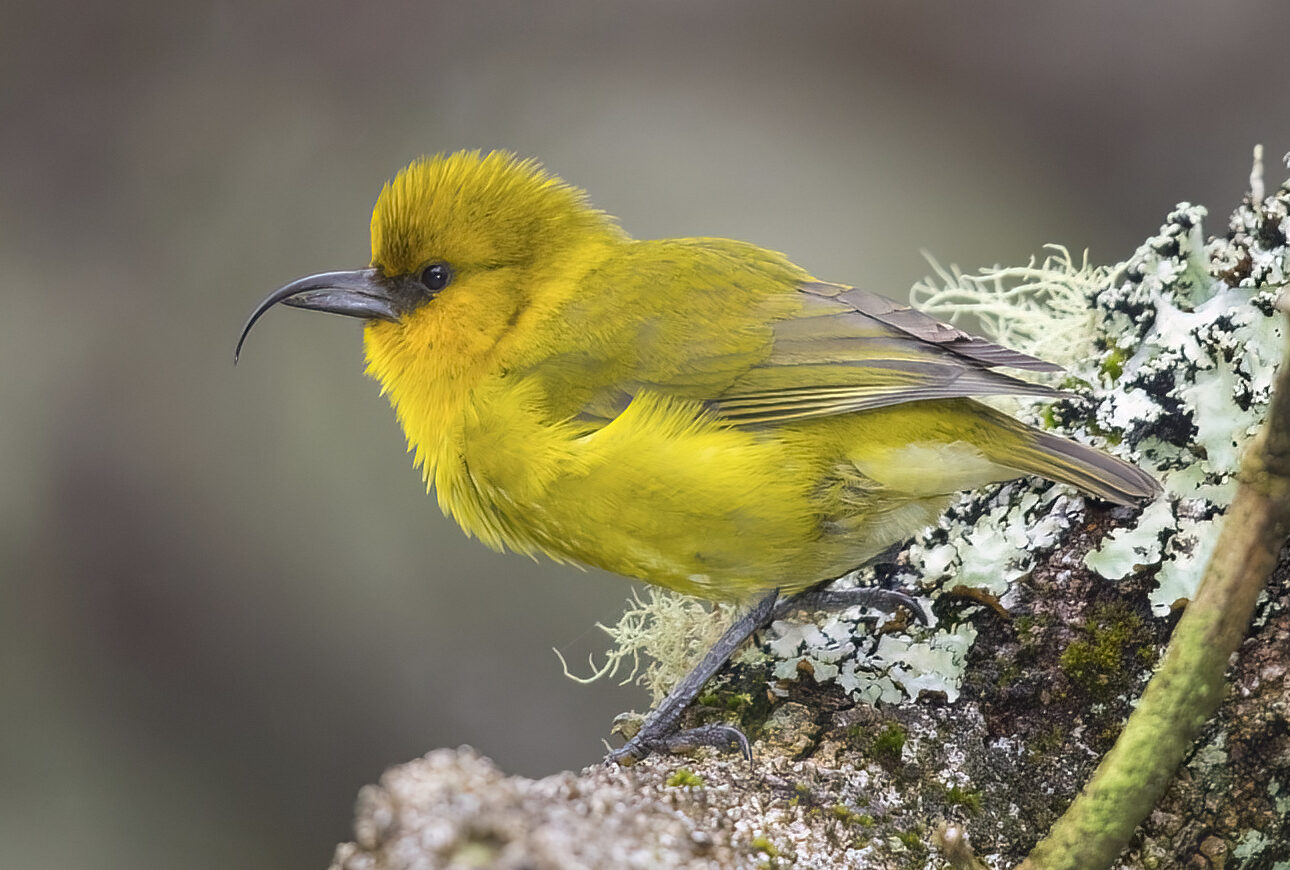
[1019,298,1290,868]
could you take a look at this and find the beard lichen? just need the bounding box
[910,244,1109,372]
[555,588,744,703]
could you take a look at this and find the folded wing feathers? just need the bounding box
[802,282,1062,373]
[707,282,1067,426]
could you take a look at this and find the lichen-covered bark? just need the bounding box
[1128,552,1290,867]
[1022,324,1290,867]
[327,538,1288,870]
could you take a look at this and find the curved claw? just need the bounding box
[775,587,929,625]
[877,589,930,625]
[662,723,752,761]
[604,739,646,767]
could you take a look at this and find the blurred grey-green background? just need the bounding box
[2,2,1286,868]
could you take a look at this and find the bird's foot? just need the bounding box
[601,584,926,766]
[605,721,751,767]
[774,586,929,625]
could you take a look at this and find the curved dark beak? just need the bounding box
[235,268,400,362]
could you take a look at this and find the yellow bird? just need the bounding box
[238,150,1158,762]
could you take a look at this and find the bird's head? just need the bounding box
[236,151,622,383]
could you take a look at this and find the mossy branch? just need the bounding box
[1018,296,1290,868]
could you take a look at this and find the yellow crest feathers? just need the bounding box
[369,150,621,275]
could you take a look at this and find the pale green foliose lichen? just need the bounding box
[1233,828,1272,860]
[1273,779,1290,818]
[1077,198,1283,613]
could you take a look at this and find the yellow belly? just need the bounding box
[432,385,990,600]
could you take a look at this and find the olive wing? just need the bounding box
[704,282,1063,427]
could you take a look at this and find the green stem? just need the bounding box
[1019,310,1290,870]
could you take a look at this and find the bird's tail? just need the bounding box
[1001,426,1161,507]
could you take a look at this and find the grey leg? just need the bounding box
[604,585,926,765]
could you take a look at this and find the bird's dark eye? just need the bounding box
[419,262,453,292]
